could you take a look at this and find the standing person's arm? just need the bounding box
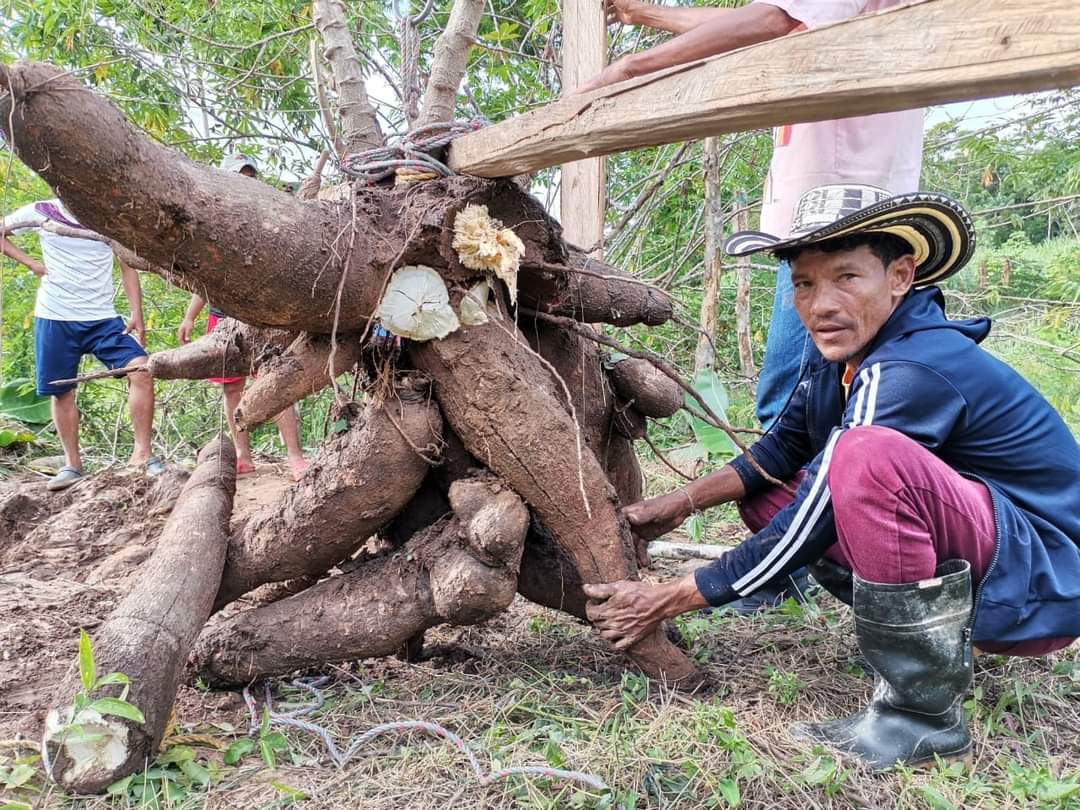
[0,234,47,277]
[119,257,147,347]
[0,204,49,277]
[577,2,798,92]
[178,294,206,344]
[606,0,735,35]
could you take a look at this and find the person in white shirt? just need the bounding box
[1,199,161,490]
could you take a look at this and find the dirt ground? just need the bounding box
[1,463,1078,809]
[0,463,292,739]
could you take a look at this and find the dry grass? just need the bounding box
[2,461,1078,810]
[8,583,1078,810]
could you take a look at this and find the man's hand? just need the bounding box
[177,317,196,345]
[572,57,636,94]
[125,316,147,347]
[623,490,693,541]
[584,575,709,650]
[605,0,641,26]
[27,258,47,278]
[583,580,670,650]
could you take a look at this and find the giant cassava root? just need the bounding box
[43,438,236,793]
[192,474,528,686]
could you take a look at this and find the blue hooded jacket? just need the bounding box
[694,287,1080,644]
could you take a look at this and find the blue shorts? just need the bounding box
[34,316,147,396]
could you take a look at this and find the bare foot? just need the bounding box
[290,458,311,481]
[237,459,257,476]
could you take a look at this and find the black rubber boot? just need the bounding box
[792,559,974,771]
[807,557,854,606]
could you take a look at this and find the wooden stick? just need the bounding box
[49,365,148,386]
[40,222,157,273]
[449,0,1080,177]
[648,540,728,561]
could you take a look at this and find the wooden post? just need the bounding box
[694,137,724,373]
[560,0,607,254]
[450,0,1080,177]
[734,191,756,380]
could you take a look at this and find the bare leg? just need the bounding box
[273,405,308,479]
[52,390,82,471]
[126,356,154,466]
[222,380,254,472]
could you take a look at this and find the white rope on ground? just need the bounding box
[242,677,610,795]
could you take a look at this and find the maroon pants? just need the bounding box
[739,426,1075,657]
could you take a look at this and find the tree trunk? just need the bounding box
[695,136,724,373]
[410,313,697,682]
[312,0,384,156]
[193,475,528,686]
[235,332,363,430]
[146,320,295,381]
[44,438,236,794]
[417,0,486,127]
[734,193,757,379]
[0,62,669,333]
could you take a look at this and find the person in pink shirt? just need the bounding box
[580,0,925,609]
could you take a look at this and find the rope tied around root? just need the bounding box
[242,678,610,796]
[339,119,488,185]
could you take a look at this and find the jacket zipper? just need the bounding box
[967,476,1004,657]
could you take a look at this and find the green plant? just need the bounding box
[765,666,804,706]
[0,378,50,424]
[68,629,145,725]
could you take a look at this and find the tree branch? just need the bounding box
[313,0,384,155]
[417,0,486,127]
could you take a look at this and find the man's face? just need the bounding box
[791,244,915,365]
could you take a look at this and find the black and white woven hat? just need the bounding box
[724,184,976,286]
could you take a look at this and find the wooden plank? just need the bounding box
[450,0,1080,177]
[560,0,607,254]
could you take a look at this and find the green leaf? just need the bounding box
[714,778,740,807]
[1,802,33,810]
[107,774,136,795]
[178,759,212,788]
[542,740,565,769]
[1038,780,1080,802]
[0,379,51,424]
[88,697,146,725]
[155,745,195,765]
[223,738,255,765]
[4,763,35,789]
[94,672,131,689]
[684,370,736,459]
[0,427,34,448]
[800,754,837,785]
[915,785,957,810]
[259,738,278,770]
[78,629,96,692]
[271,781,308,800]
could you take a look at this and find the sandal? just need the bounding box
[47,466,84,492]
[144,456,166,478]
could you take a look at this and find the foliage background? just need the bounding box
[1,0,1077,472]
[0,3,1078,809]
